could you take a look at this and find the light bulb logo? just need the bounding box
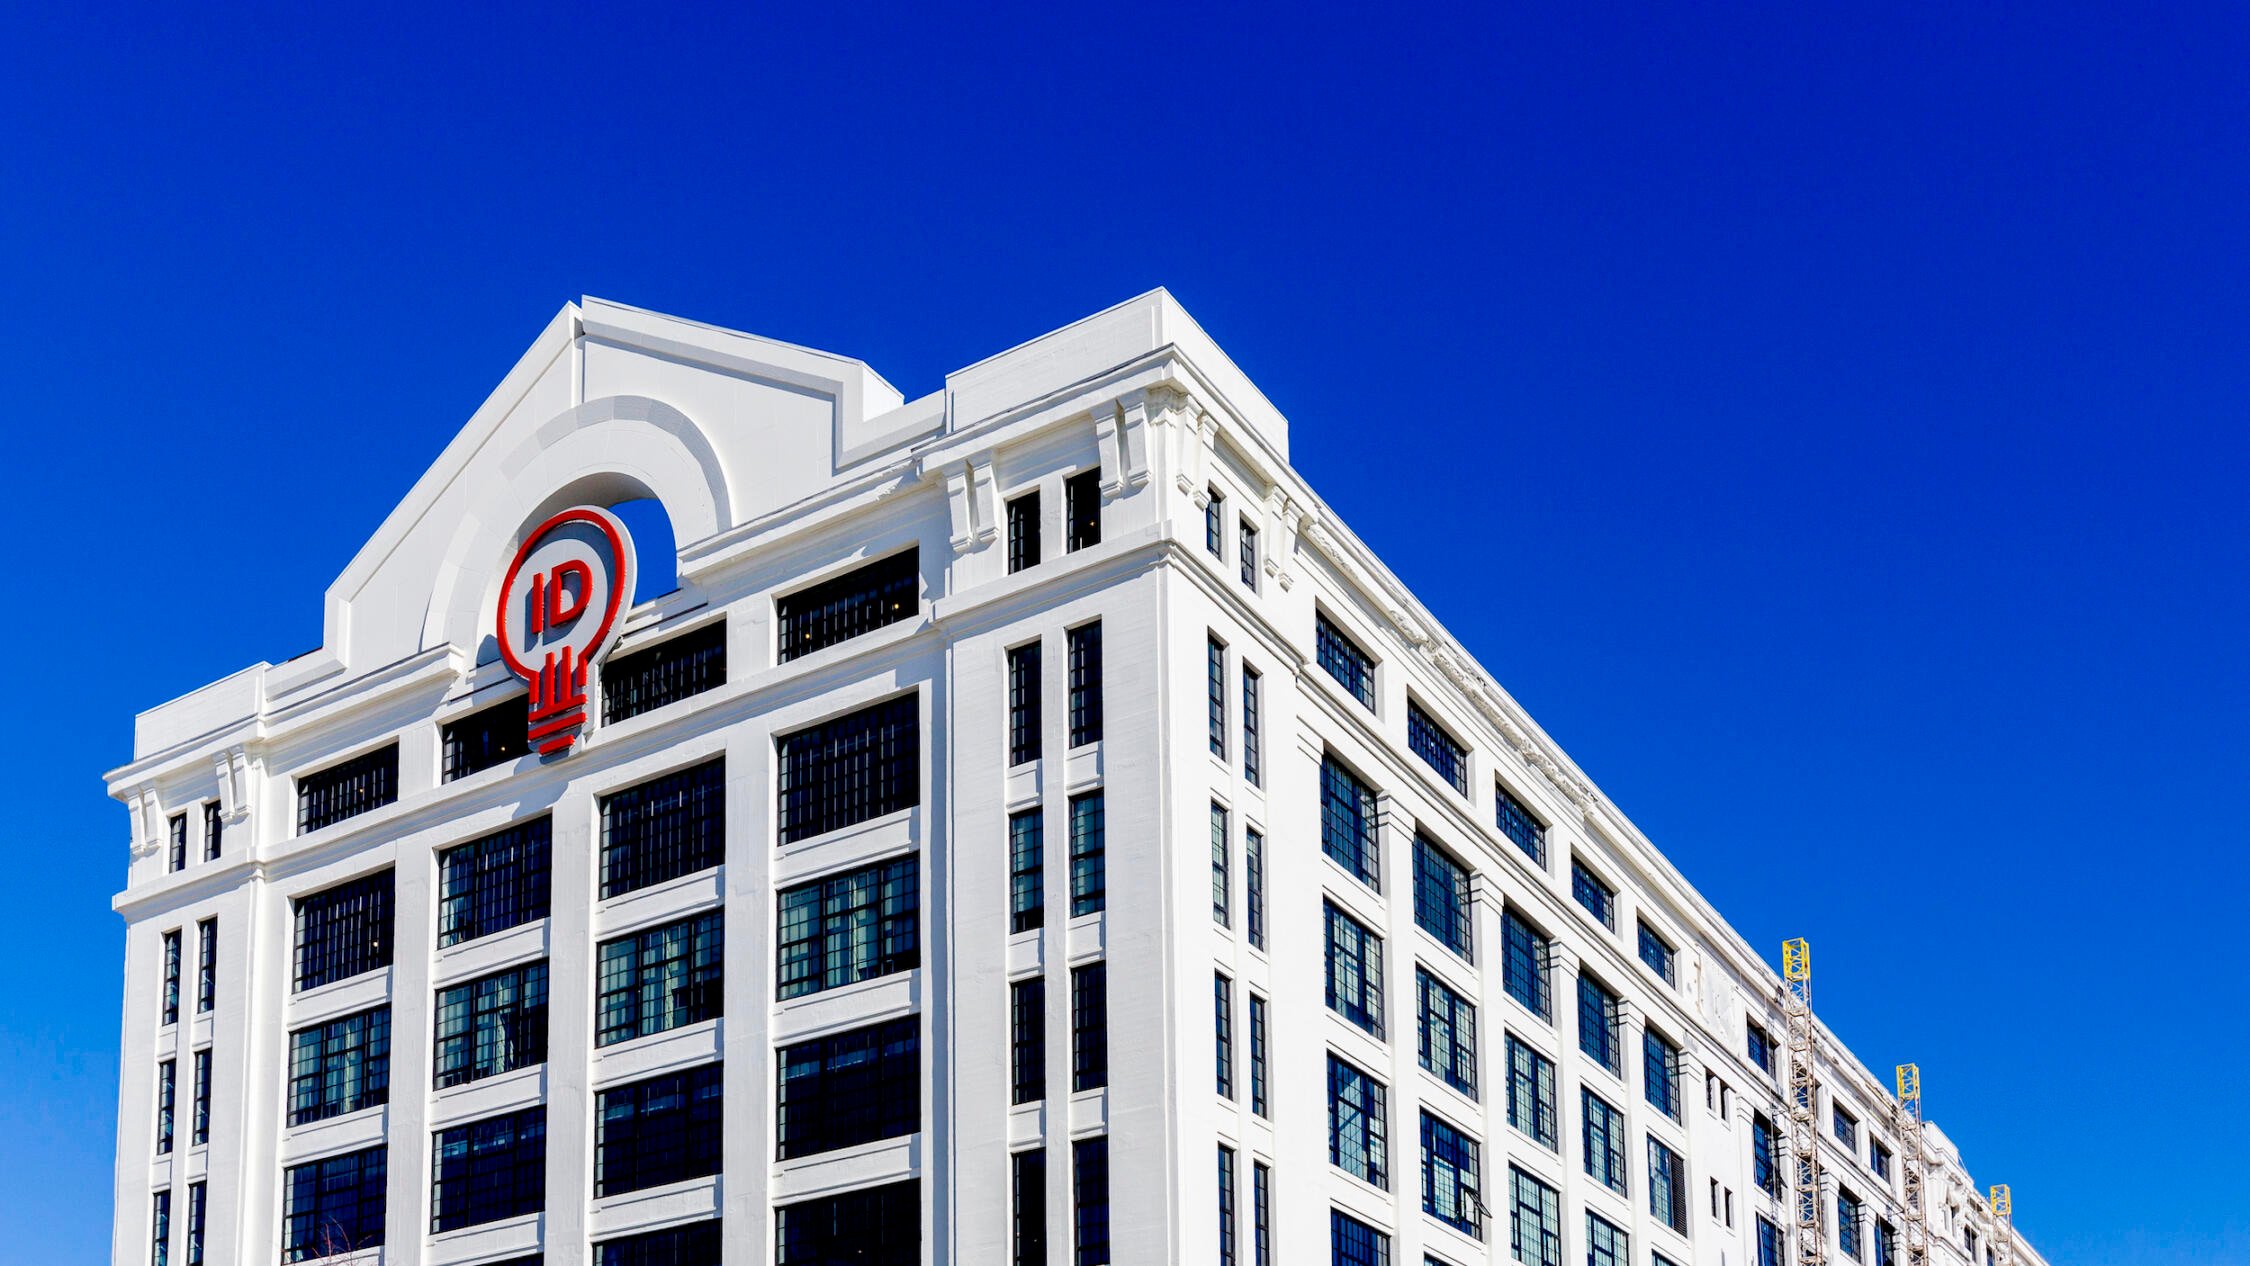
[495,506,636,756]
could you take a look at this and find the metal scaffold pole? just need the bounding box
[1894,1063,1929,1266]
[1783,938,1824,1266]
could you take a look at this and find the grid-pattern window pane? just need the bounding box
[281,1145,385,1262]
[442,695,529,781]
[1069,793,1105,917]
[1416,967,1477,1097]
[168,814,186,872]
[1253,1162,1271,1266]
[1510,1167,1562,1266]
[1649,1136,1687,1233]
[1010,809,1044,933]
[595,1062,723,1197]
[776,695,919,843]
[1758,1218,1785,1266]
[1321,754,1380,888]
[1332,1209,1391,1266]
[1578,973,1621,1073]
[1066,468,1102,551]
[1876,1221,1898,1266]
[1324,902,1384,1038]
[1328,1054,1389,1189]
[1637,921,1676,983]
[777,1017,920,1159]
[1072,962,1108,1091]
[1748,1022,1778,1075]
[437,818,552,947]
[599,759,725,898]
[1242,665,1261,785]
[1873,1142,1893,1179]
[185,1182,204,1266]
[202,802,222,861]
[1413,837,1473,959]
[1067,622,1103,746]
[434,962,547,1088]
[598,1220,721,1266]
[1840,1189,1866,1261]
[191,1049,210,1146]
[778,1181,919,1266]
[1244,827,1265,949]
[1074,1137,1111,1266]
[1582,1089,1628,1193]
[1316,612,1376,708]
[1506,1033,1559,1149]
[289,1007,391,1125]
[1834,1105,1859,1148]
[1208,636,1227,757]
[1571,860,1615,929]
[152,1187,170,1266]
[1008,642,1043,766]
[1249,992,1270,1117]
[596,911,724,1046]
[293,870,393,992]
[1205,489,1225,556]
[1218,1144,1238,1266]
[156,1059,175,1154]
[431,1106,545,1232]
[1644,1028,1681,1119]
[1012,977,1045,1104]
[1008,491,1041,573]
[602,619,727,722]
[776,854,919,998]
[1015,1149,1047,1266]
[196,919,216,1013]
[1422,1111,1484,1238]
[1211,802,1230,926]
[162,929,180,1024]
[776,550,919,663]
[1239,522,1258,587]
[1407,701,1469,794]
[1753,1113,1781,1195]
[1587,1212,1629,1266]
[1502,911,1551,1019]
[1214,972,1234,1098]
[1495,782,1547,867]
[296,745,398,834]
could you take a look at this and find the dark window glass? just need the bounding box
[598,1220,721,1266]
[1328,1054,1388,1188]
[603,620,727,723]
[777,551,919,663]
[1241,665,1261,786]
[1324,902,1384,1038]
[1010,809,1044,933]
[296,745,398,834]
[161,929,180,1024]
[293,871,393,992]
[1502,911,1552,1020]
[431,1106,545,1232]
[1218,1144,1238,1265]
[152,1188,170,1266]
[1649,1136,1686,1234]
[1511,1167,1563,1266]
[595,1062,723,1197]
[1637,921,1676,984]
[1757,1218,1785,1266]
[1208,636,1227,757]
[1315,612,1376,709]
[281,1144,385,1262]
[185,1182,204,1266]
[777,1016,920,1159]
[1834,1104,1859,1148]
[599,759,725,898]
[1073,1138,1110,1266]
[1210,802,1230,926]
[1072,961,1107,1091]
[1066,469,1102,552]
[1239,522,1258,588]
[1494,782,1547,867]
[1008,642,1043,766]
[202,802,222,861]
[1422,1110,1483,1238]
[1205,489,1225,556]
[1015,1149,1047,1266]
[196,919,216,1013]
[442,695,529,781]
[1248,992,1270,1117]
[155,1059,174,1154]
[776,695,919,843]
[1407,701,1469,794]
[1008,491,1041,574]
[778,1180,920,1266]
[191,1049,210,1146]
[1840,1189,1866,1261]
[1506,1033,1560,1149]
[1214,972,1234,1098]
[288,1006,390,1125]
[1748,1021,1778,1075]
[434,962,547,1088]
[168,814,186,872]
[1753,1113,1782,1195]
[1253,1162,1271,1266]
[1645,1028,1681,1120]
[1582,1088,1627,1193]
[1243,827,1265,949]
[1571,860,1616,930]
[1332,1209,1391,1266]
[437,817,552,947]
[1012,977,1046,1104]
[776,854,919,998]
[1066,622,1103,747]
[1069,793,1105,917]
[1320,754,1380,888]
[1578,973,1621,1073]
[1876,1222,1898,1266]
[1587,1212,1628,1266]
[1416,967,1477,1097]
[597,911,723,1046]
[1413,837,1473,959]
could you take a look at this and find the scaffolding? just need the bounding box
[1990,1186,2013,1266]
[1895,1063,1929,1266]
[1783,938,1824,1266]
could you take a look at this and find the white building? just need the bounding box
[106,292,2044,1266]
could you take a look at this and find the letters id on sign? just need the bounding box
[494,506,636,756]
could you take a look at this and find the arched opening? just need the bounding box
[608,497,679,604]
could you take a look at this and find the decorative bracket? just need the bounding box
[214,745,251,824]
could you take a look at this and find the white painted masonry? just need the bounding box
[107,291,2044,1266]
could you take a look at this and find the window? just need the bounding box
[1066,468,1103,551]
[1239,520,1259,587]
[1242,665,1261,786]
[1324,902,1385,1037]
[1012,977,1045,1104]
[1244,827,1266,949]
[1510,1167,1562,1266]
[431,1106,545,1232]
[1578,973,1621,1073]
[1645,1028,1681,1119]
[1876,1221,1898,1266]
[1570,859,1615,929]
[1321,754,1380,888]
[1586,1212,1629,1266]
[1328,1054,1389,1188]
[1008,490,1041,573]
[1010,809,1044,933]
[1067,621,1103,746]
[1872,1140,1893,1180]
[776,854,918,999]
[1015,1149,1047,1266]
[288,1007,390,1125]
[1068,792,1105,916]
[1332,1209,1391,1266]
[1423,1111,1484,1238]
[1505,1033,1559,1149]
[776,694,919,843]
[434,961,546,1088]
[600,1220,722,1266]
[603,618,727,722]
[1211,802,1230,926]
[1249,992,1270,1117]
[161,929,180,1024]
[597,910,723,1046]
[293,870,393,992]
[1638,921,1676,984]
[1073,1137,1111,1265]
[599,758,725,898]
[1650,1137,1687,1233]
[1413,836,1473,960]
[595,1061,723,1196]
[195,919,216,1013]
[437,817,551,947]
[152,1188,170,1266]
[1072,961,1108,1091]
[168,814,186,872]
[1253,1161,1272,1266]
[1494,781,1547,867]
[779,1180,919,1266]
[1212,972,1236,1098]
[1758,1217,1785,1266]
[282,1144,385,1262]
[1834,1104,1860,1149]
[777,1017,920,1159]
[190,1049,210,1146]
[1008,642,1043,766]
[296,744,398,834]
[1582,1089,1627,1193]
[1316,611,1376,708]
[155,1059,174,1154]
[1219,1144,1238,1265]
[1501,910,1552,1020]
[1839,1188,1866,1260]
[1208,635,1228,757]
[1748,1021,1777,1075]
[441,694,529,781]
[1753,1113,1782,1195]
[776,549,919,662]
[1407,701,1469,794]
[185,1182,204,1266]
[202,802,222,861]
[1416,967,1477,1097]
[1205,488,1226,556]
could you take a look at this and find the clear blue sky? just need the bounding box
[3,4,2243,1263]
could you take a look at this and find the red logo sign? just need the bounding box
[495,507,635,756]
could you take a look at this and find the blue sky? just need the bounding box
[4,3,2245,1262]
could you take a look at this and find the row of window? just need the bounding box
[162,803,225,875]
[1007,468,1104,575]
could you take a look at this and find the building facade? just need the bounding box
[107,292,2043,1266]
